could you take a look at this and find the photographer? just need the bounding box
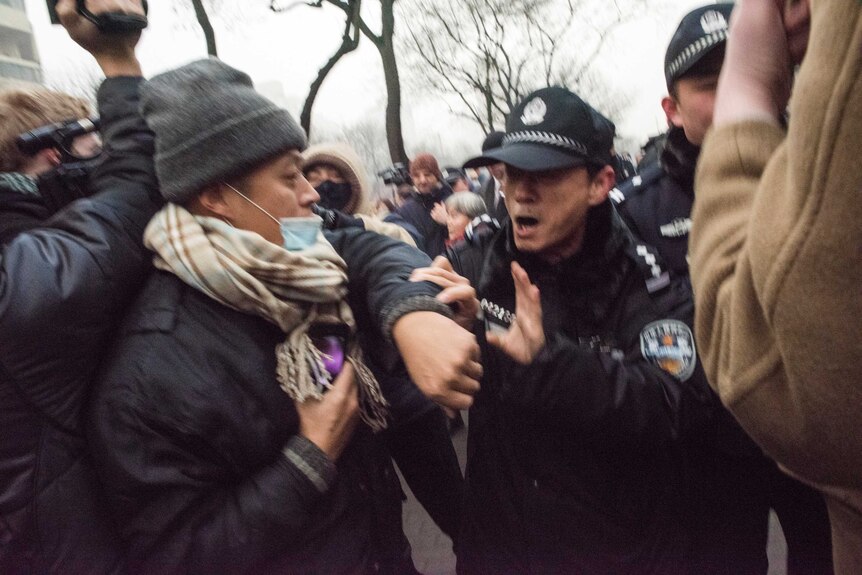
[391,153,453,258]
[0,87,95,245]
[375,163,424,245]
[0,0,161,572]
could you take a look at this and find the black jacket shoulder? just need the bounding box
[88,229,443,572]
[393,184,452,258]
[0,76,161,575]
[0,188,50,247]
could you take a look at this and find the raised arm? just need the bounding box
[690,0,862,483]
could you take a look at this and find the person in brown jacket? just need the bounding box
[689,0,862,572]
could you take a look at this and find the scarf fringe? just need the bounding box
[349,348,389,432]
[147,204,390,432]
[276,336,389,433]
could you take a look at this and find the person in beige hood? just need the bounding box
[303,142,468,546]
[303,142,416,246]
[689,0,862,572]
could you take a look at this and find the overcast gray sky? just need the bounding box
[23,0,711,160]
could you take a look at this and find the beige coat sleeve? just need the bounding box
[690,0,862,493]
[356,214,417,248]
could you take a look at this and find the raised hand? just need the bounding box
[296,363,359,461]
[56,0,144,76]
[782,0,811,65]
[485,261,545,365]
[431,202,448,225]
[714,0,809,127]
[410,256,479,331]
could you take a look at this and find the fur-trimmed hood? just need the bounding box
[302,143,372,215]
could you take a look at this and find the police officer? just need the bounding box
[414,86,720,573]
[0,88,95,245]
[476,131,509,223]
[614,4,833,573]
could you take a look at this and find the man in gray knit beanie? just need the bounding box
[87,53,483,574]
[140,58,307,204]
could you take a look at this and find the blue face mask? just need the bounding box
[223,182,322,251]
[279,216,322,251]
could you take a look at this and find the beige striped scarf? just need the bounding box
[144,203,388,431]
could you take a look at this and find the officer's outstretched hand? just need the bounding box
[410,256,479,331]
[57,0,144,77]
[486,262,545,365]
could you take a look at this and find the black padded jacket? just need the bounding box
[88,228,449,575]
[448,201,720,574]
[0,77,163,574]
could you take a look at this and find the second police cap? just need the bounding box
[664,3,735,88]
[464,86,614,172]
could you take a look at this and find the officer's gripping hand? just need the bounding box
[486,261,545,365]
[410,256,479,331]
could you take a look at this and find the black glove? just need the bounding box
[313,205,365,231]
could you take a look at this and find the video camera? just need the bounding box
[16,117,103,214]
[442,166,468,187]
[377,163,412,187]
[17,117,101,163]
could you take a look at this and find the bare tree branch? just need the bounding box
[282,0,407,163]
[190,0,218,56]
[270,0,323,11]
[299,0,362,136]
[400,0,639,134]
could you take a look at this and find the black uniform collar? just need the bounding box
[660,127,700,192]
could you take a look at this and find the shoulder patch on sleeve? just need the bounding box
[615,163,665,206]
[634,244,671,293]
[609,187,626,204]
[639,319,696,381]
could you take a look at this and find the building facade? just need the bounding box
[0,0,43,84]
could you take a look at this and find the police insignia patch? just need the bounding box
[520,97,547,126]
[639,320,696,381]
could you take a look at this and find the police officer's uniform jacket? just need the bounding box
[611,127,698,279]
[447,199,717,573]
[612,126,834,572]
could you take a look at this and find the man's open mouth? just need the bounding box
[514,216,539,230]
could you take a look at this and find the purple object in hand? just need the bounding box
[313,335,345,379]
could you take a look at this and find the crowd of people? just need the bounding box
[0,0,859,573]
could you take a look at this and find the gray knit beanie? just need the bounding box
[141,58,307,203]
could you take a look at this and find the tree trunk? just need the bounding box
[191,0,218,57]
[376,0,407,164]
[300,31,360,137]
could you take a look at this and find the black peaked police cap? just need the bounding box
[664,3,734,88]
[463,87,614,173]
